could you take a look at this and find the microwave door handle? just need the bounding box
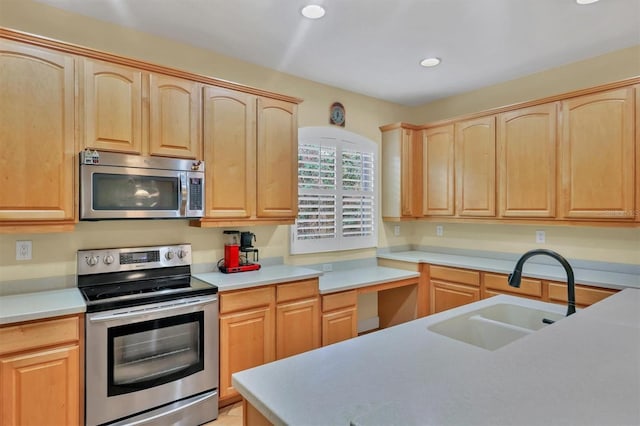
[180,172,188,215]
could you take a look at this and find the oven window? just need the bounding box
[93,173,179,210]
[107,312,204,396]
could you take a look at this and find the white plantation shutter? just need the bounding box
[292,127,377,254]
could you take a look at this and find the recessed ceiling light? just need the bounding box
[420,57,441,68]
[301,5,326,19]
[576,0,599,4]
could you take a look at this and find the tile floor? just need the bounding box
[204,402,243,426]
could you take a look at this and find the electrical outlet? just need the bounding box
[436,225,444,237]
[16,240,32,261]
[322,263,333,272]
[536,230,546,244]
[393,225,400,237]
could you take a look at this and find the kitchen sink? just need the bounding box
[427,303,565,351]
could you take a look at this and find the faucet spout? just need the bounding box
[508,249,576,316]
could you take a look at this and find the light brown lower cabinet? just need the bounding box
[275,280,321,359]
[547,281,617,308]
[429,265,481,314]
[321,290,358,346]
[482,272,543,299]
[218,279,320,405]
[0,315,82,426]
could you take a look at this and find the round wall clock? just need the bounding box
[329,102,345,127]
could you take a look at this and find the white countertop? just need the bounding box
[194,264,322,292]
[319,266,420,294]
[378,250,640,290]
[232,289,640,426]
[0,288,86,325]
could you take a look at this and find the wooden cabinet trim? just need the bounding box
[219,286,274,314]
[0,316,79,356]
[483,273,542,298]
[276,279,319,303]
[429,265,480,286]
[0,28,302,104]
[322,290,358,312]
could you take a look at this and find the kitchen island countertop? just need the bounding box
[233,288,640,426]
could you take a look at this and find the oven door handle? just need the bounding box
[88,296,217,323]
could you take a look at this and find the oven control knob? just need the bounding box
[177,248,188,259]
[165,250,175,260]
[86,255,99,267]
[103,254,115,265]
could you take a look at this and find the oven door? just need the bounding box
[85,295,218,426]
[80,164,187,220]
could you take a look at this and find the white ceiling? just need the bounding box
[35,0,640,106]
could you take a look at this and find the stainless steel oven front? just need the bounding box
[85,295,218,426]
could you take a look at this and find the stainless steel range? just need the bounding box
[77,244,218,426]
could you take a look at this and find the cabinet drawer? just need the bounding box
[547,282,617,307]
[483,273,542,297]
[220,286,274,314]
[0,316,79,356]
[322,290,358,312]
[430,265,480,286]
[276,279,319,303]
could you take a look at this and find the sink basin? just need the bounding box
[427,303,565,351]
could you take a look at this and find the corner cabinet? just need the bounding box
[0,39,76,231]
[195,88,299,227]
[559,87,635,220]
[380,124,423,220]
[0,315,82,426]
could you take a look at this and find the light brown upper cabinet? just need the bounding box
[82,59,201,159]
[380,125,423,219]
[559,87,635,220]
[197,88,298,225]
[422,125,455,216]
[0,39,76,230]
[256,98,299,219]
[497,103,557,218]
[455,116,496,217]
[202,86,256,219]
[148,74,201,158]
[82,59,144,154]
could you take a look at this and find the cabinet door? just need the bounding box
[149,74,201,159]
[83,59,143,154]
[422,125,454,216]
[322,308,358,346]
[455,116,496,216]
[0,345,79,426]
[560,87,635,219]
[431,280,480,314]
[202,86,256,219]
[256,98,298,219]
[401,128,423,217]
[0,40,75,223]
[498,103,557,218]
[276,298,320,359]
[546,282,617,308]
[219,306,274,399]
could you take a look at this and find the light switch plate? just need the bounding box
[16,240,32,260]
[436,225,444,237]
[536,230,546,244]
[393,225,401,237]
[322,263,333,272]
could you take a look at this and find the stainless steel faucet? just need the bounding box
[508,249,576,317]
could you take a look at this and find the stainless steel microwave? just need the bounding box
[79,150,205,220]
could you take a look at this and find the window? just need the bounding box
[291,127,377,254]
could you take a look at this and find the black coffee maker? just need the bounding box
[240,231,259,263]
